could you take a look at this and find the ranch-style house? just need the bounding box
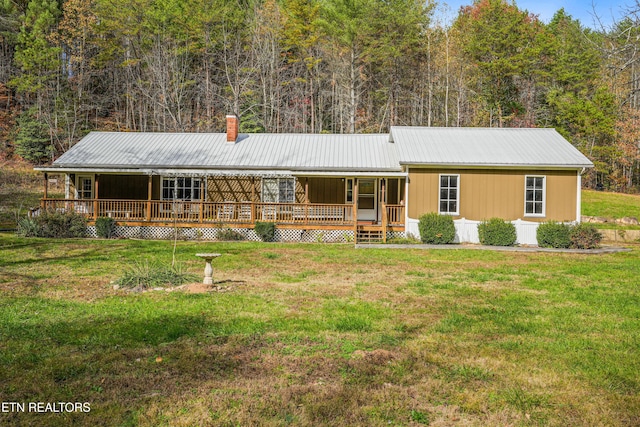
[35,116,593,243]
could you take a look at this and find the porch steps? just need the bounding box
[355,225,384,244]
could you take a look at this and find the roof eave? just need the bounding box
[400,162,594,170]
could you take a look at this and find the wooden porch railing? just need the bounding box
[386,204,405,225]
[38,199,363,227]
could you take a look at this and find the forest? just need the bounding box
[0,0,639,191]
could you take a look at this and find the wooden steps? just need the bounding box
[355,224,384,244]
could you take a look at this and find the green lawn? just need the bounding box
[0,235,638,426]
[582,190,640,220]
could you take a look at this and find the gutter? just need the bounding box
[400,162,594,170]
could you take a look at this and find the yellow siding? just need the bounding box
[408,168,577,222]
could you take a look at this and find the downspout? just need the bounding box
[576,168,585,223]
[404,166,410,234]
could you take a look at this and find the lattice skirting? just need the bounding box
[88,225,356,243]
[386,231,406,240]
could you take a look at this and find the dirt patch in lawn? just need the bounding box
[174,280,245,294]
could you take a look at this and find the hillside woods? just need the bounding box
[0,0,639,192]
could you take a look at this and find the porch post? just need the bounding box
[251,177,256,223]
[353,178,358,238]
[146,175,152,221]
[93,175,99,220]
[42,173,48,209]
[199,176,205,223]
[381,178,387,243]
[304,178,309,225]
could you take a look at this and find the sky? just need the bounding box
[437,0,631,29]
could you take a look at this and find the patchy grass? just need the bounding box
[0,235,638,426]
[582,190,640,220]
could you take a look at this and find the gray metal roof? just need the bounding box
[45,127,593,174]
[390,127,594,168]
[49,132,400,172]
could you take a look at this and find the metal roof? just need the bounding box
[390,127,594,168]
[49,132,400,172]
[45,127,593,174]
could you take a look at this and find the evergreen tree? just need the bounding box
[13,107,52,163]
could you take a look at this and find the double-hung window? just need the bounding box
[525,176,545,216]
[262,178,295,203]
[439,174,459,215]
[161,177,203,201]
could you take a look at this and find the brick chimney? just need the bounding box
[226,114,239,143]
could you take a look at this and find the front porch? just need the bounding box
[38,199,406,241]
[38,172,406,242]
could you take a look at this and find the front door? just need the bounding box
[357,178,377,221]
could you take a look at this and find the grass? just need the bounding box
[0,235,639,426]
[1,163,639,425]
[582,190,640,220]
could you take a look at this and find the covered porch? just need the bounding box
[38,171,406,241]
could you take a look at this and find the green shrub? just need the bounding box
[478,218,516,246]
[95,217,116,239]
[570,223,603,249]
[536,221,572,248]
[418,213,456,244]
[217,228,245,241]
[17,210,87,238]
[254,221,276,242]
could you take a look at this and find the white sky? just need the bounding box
[436,0,631,29]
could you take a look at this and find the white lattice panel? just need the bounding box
[386,231,406,240]
[86,226,97,238]
[102,225,355,243]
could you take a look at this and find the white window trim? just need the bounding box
[75,175,94,199]
[261,177,295,203]
[524,175,546,217]
[438,173,460,216]
[161,176,204,201]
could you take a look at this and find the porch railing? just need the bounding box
[38,199,365,226]
[386,204,405,226]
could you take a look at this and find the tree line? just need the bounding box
[1,0,639,191]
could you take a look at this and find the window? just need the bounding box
[525,176,545,216]
[162,177,203,201]
[345,178,354,203]
[76,175,93,199]
[439,174,459,215]
[262,178,295,203]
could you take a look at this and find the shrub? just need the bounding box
[254,221,276,242]
[570,223,603,249]
[478,218,516,246]
[217,228,245,241]
[536,221,571,248]
[95,217,116,239]
[418,213,456,244]
[17,210,87,238]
